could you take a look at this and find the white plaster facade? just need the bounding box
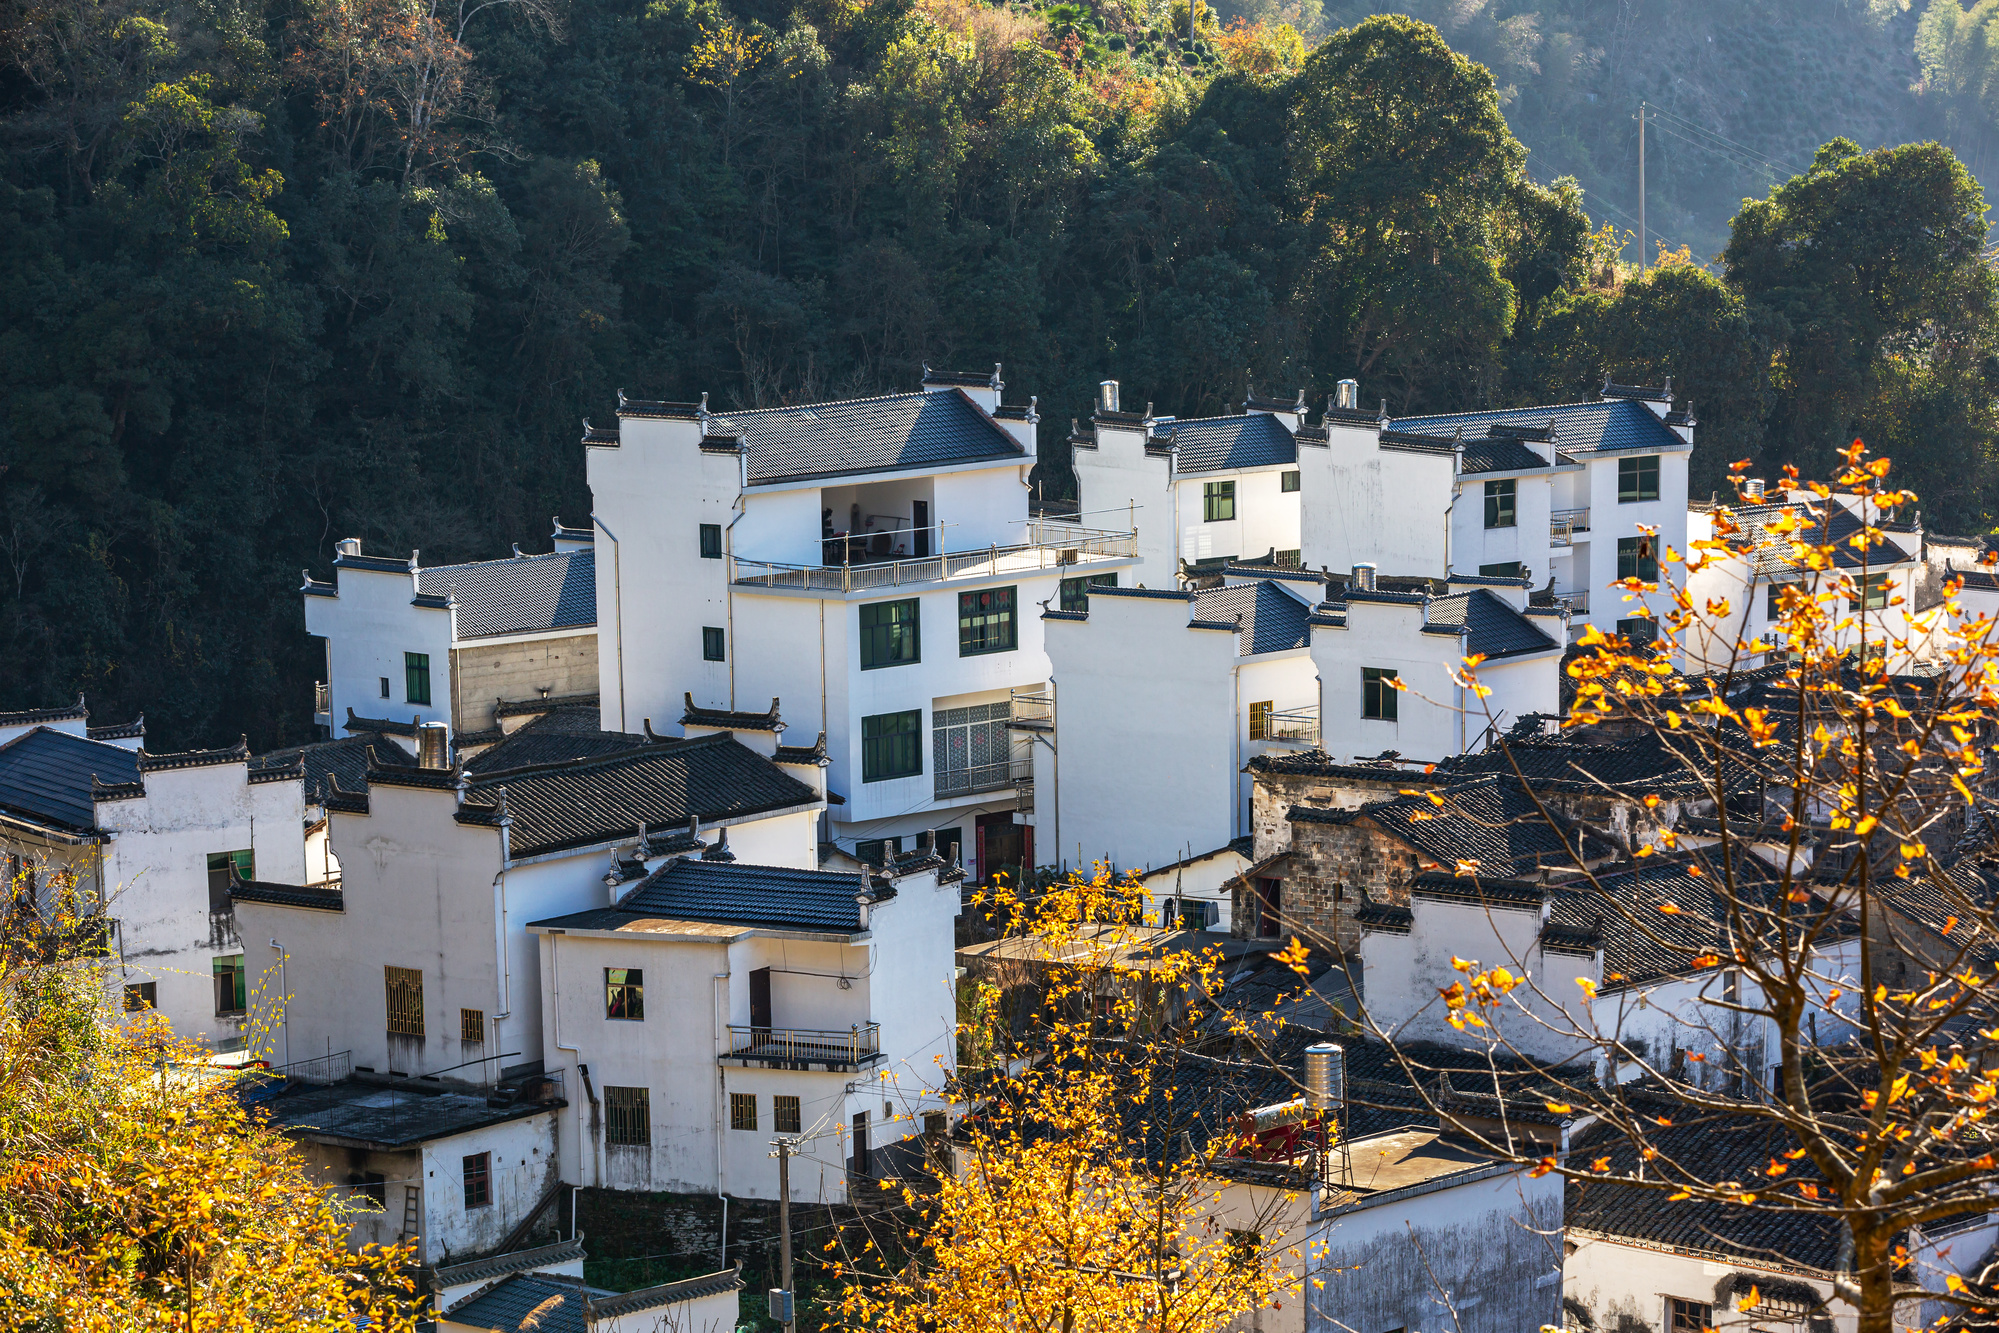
[1565,1229,1859,1333]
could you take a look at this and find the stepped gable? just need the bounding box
[709,390,1024,487]
[415,547,596,637]
[1395,398,1685,457]
[1155,412,1297,473]
[253,734,415,800]
[1420,589,1560,659]
[1192,581,1311,655]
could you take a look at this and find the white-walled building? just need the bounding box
[437,1263,742,1333]
[527,853,962,1205]
[1040,568,1562,883]
[0,702,316,1052]
[585,368,1137,878]
[302,520,597,745]
[1684,487,1925,673]
[231,714,826,1087]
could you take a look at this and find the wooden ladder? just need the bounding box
[399,1183,421,1247]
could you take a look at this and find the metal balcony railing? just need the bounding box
[725,1023,882,1067]
[732,525,1138,593]
[1263,706,1320,744]
[936,762,1014,798]
[1550,508,1591,546]
[1533,588,1588,615]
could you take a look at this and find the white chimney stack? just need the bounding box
[1352,563,1377,592]
[1335,379,1359,411]
[1097,380,1120,414]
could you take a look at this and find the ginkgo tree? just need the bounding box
[1305,443,1999,1333]
[827,868,1318,1333]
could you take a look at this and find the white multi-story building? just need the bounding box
[302,520,597,745]
[584,367,1139,878]
[1041,566,1563,884]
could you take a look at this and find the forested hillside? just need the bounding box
[2,0,1995,749]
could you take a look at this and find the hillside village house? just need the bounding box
[527,851,962,1205]
[230,707,828,1089]
[1041,567,1562,893]
[583,366,1137,879]
[303,519,597,747]
[435,1256,742,1333]
[0,698,320,1052]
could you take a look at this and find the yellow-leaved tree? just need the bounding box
[829,868,1315,1333]
[0,868,422,1330]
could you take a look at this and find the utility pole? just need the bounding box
[1636,101,1647,271]
[776,1137,796,1333]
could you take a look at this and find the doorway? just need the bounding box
[913,501,930,558]
[976,813,1024,886]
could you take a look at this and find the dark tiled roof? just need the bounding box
[332,550,416,575]
[921,364,1002,389]
[229,880,343,912]
[551,520,594,544]
[1600,378,1672,402]
[1193,582,1311,656]
[1724,499,1915,571]
[1245,749,1431,781]
[1157,414,1297,474]
[681,695,783,732]
[253,734,415,799]
[86,716,145,741]
[1548,856,1801,989]
[0,727,140,832]
[1296,775,1605,876]
[464,712,646,776]
[343,709,418,737]
[443,1273,589,1333]
[1428,729,1708,796]
[255,1078,563,1150]
[1376,428,1460,453]
[467,735,819,859]
[1877,857,1999,960]
[774,733,829,766]
[495,693,600,719]
[553,859,879,933]
[1567,1112,1839,1270]
[1395,399,1686,457]
[0,695,87,727]
[434,1239,585,1292]
[590,1268,744,1317]
[711,390,1024,487]
[137,740,249,772]
[615,395,704,419]
[415,549,596,638]
[1422,590,1559,659]
[1090,586,1195,602]
[1458,438,1552,473]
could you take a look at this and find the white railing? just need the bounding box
[1264,706,1321,744]
[1550,508,1591,546]
[732,525,1138,592]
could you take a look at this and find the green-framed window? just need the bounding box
[959,586,1017,656]
[1203,481,1236,522]
[702,626,725,661]
[1618,455,1660,503]
[859,599,920,669]
[699,523,723,559]
[1479,562,1523,579]
[1059,573,1117,612]
[862,710,923,782]
[1280,471,1300,493]
[213,954,246,1015]
[1617,536,1658,582]
[1361,668,1398,721]
[1483,479,1516,529]
[404,652,431,705]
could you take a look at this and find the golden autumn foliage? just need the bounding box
[830,869,1308,1333]
[0,886,421,1330]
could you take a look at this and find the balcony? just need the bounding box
[1532,588,1589,615]
[313,681,331,725]
[1261,705,1320,745]
[724,1023,882,1070]
[1550,508,1591,546]
[732,523,1138,594]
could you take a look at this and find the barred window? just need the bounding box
[1667,1298,1711,1333]
[460,1008,485,1043]
[385,965,424,1037]
[933,702,1011,798]
[774,1094,802,1134]
[731,1092,758,1131]
[462,1152,490,1209]
[606,968,644,1020]
[605,1086,651,1146]
[1249,701,1272,741]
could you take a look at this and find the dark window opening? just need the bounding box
[1479,561,1523,579]
[958,586,1017,656]
[1619,455,1661,503]
[207,850,253,913]
[462,1152,491,1209]
[213,955,246,1016]
[702,626,725,661]
[731,1092,758,1131]
[404,652,431,706]
[1280,471,1300,493]
[1203,480,1236,522]
[699,523,723,559]
[1059,573,1117,611]
[1483,479,1516,529]
[859,599,920,669]
[124,981,157,1011]
[606,967,645,1020]
[862,710,923,782]
[1617,536,1658,582]
[1362,667,1399,721]
[775,1095,802,1134]
[606,1085,651,1145]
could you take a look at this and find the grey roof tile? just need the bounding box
[415,549,596,638]
[0,727,140,832]
[256,1078,563,1151]
[712,390,1024,486]
[1422,590,1560,659]
[1193,582,1310,655]
[554,858,880,932]
[462,712,645,776]
[1157,414,1296,473]
[254,734,414,799]
[1396,399,1686,456]
[1458,438,1552,473]
[443,1273,589,1333]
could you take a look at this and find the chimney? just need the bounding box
[1097,380,1120,414]
[417,722,449,769]
[335,537,362,558]
[1742,478,1767,501]
[1352,563,1377,593]
[1335,379,1358,411]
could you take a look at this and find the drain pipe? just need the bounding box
[550,931,599,1186]
[724,502,748,710]
[593,516,627,730]
[713,971,731,1194]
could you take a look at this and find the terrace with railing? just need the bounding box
[1550,508,1591,546]
[724,1023,882,1069]
[1262,705,1321,745]
[732,520,1138,594]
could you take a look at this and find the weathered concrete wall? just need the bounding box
[451,632,599,733]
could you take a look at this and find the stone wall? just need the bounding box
[1234,814,1423,952]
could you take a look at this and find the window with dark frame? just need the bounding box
[1280,470,1300,492]
[124,981,157,1011]
[350,1173,386,1208]
[731,1092,758,1131]
[1619,454,1661,503]
[862,710,923,782]
[213,955,246,1015]
[1249,701,1273,740]
[460,1008,485,1043]
[1479,561,1524,579]
[1617,617,1659,645]
[1483,478,1516,528]
[859,599,920,669]
[384,964,424,1037]
[378,676,390,699]
[933,703,1010,797]
[1225,1228,1261,1271]
[1617,535,1658,582]
[1767,581,1791,620]
[774,1094,802,1134]
[1361,668,1398,721]
[958,586,1018,656]
[1059,573,1117,611]
[404,652,431,705]
[699,523,723,559]
[605,1086,651,1145]
[207,849,253,913]
[702,626,726,661]
[1858,572,1891,611]
[1667,1297,1712,1333]
[462,1152,491,1209]
[1203,480,1236,522]
[606,967,645,1020]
